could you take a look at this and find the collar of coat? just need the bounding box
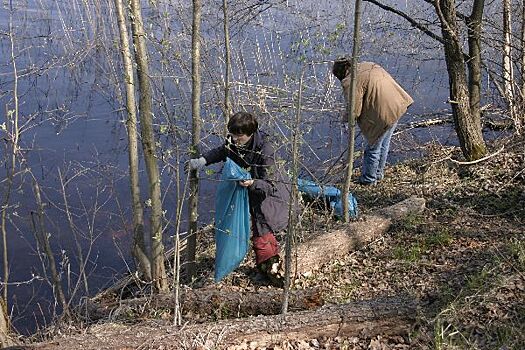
[227,130,266,165]
[229,130,264,151]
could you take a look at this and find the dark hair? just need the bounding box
[227,112,259,135]
[332,57,351,81]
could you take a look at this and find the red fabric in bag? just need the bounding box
[252,232,279,264]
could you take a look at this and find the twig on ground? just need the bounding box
[449,146,505,165]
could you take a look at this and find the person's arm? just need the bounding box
[202,143,228,165]
[342,77,364,120]
[188,143,228,171]
[248,142,280,195]
[353,80,364,118]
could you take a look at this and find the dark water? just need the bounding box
[0,0,503,334]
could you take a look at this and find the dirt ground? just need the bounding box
[19,135,525,349]
[224,135,525,349]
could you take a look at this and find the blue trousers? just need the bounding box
[359,121,398,184]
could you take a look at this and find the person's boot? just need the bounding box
[257,255,283,288]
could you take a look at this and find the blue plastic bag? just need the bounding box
[297,178,358,219]
[214,158,252,282]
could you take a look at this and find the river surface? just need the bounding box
[0,0,505,333]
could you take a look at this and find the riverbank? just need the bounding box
[303,134,525,349]
[16,134,525,349]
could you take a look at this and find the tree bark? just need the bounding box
[291,196,425,276]
[113,0,151,282]
[187,0,203,281]
[32,297,416,350]
[521,0,525,134]
[84,287,324,322]
[283,72,304,313]
[465,0,484,133]
[342,0,362,223]
[502,0,514,120]
[31,181,69,318]
[128,0,167,292]
[223,0,232,130]
[2,5,22,308]
[522,0,525,111]
[0,300,13,348]
[434,0,487,161]
[502,0,522,132]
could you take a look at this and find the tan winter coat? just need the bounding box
[342,62,414,145]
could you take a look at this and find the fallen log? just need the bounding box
[82,196,423,324]
[292,196,425,276]
[405,116,452,129]
[84,286,323,322]
[32,296,416,350]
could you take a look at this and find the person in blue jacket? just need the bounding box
[189,112,290,286]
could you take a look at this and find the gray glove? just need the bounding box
[188,157,206,170]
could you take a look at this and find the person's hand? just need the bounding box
[186,157,206,172]
[239,179,254,187]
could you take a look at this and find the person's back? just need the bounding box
[341,62,413,145]
[333,58,413,185]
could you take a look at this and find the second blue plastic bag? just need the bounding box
[297,178,358,219]
[214,158,252,282]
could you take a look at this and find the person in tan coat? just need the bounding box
[333,58,413,185]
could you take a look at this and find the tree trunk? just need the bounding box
[2,7,22,308]
[465,0,484,133]
[0,300,13,348]
[58,170,90,296]
[342,0,362,222]
[520,0,525,110]
[502,0,514,99]
[187,0,203,281]
[128,0,167,292]
[518,0,525,134]
[33,297,416,350]
[84,287,323,322]
[502,0,518,130]
[435,0,487,161]
[113,0,151,282]
[290,196,426,276]
[31,181,69,318]
[223,0,232,130]
[283,72,304,313]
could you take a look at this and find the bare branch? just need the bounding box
[364,0,444,44]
